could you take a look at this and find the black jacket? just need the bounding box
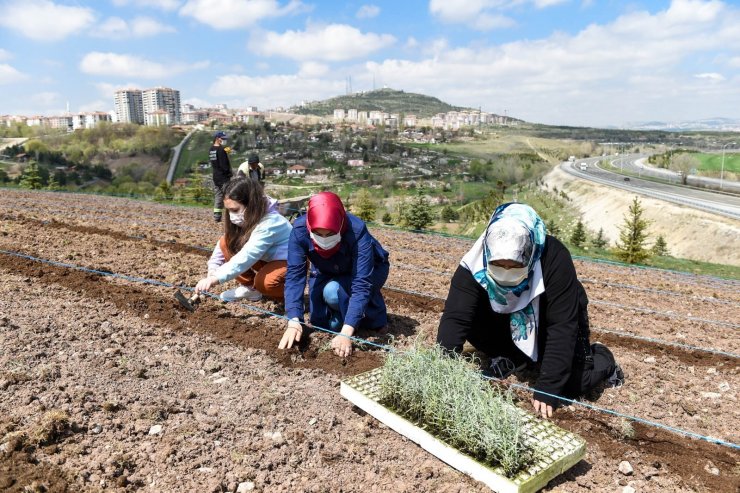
[209,145,232,187]
[437,235,591,405]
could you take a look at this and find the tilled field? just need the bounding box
[0,189,738,492]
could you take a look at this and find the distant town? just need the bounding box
[0,86,515,132]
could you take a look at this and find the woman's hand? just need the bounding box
[531,398,553,419]
[278,319,303,349]
[331,324,354,358]
[195,275,219,294]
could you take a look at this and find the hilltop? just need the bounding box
[291,88,475,118]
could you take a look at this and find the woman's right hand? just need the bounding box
[278,319,303,349]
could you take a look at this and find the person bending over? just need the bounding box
[195,178,291,302]
[437,202,623,419]
[279,192,390,358]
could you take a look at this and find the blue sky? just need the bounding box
[1,0,739,127]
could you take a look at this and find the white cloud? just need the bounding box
[533,0,567,7]
[429,0,515,31]
[356,4,380,19]
[405,37,419,49]
[298,61,329,77]
[0,63,26,84]
[93,81,142,97]
[208,73,344,109]
[183,97,212,108]
[366,0,740,126]
[179,0,308,29]
[694,72,725,81]
[251,24,396,61]
[0,0,95,41]
[112,0,182,10]
[0,49,11,61]
[93,16,176,38]
[729,57,740,68]
[78,100,111,112]
[31,92,59,105]
[79,52,209,79]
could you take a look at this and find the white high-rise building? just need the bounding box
[142,87,181,125]
[114,89,144,124]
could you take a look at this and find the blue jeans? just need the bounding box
[323,281,343,330]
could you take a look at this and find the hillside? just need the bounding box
[292,88,473,118]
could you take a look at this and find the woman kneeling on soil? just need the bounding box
[195,178,292,301]
[279,191,390,358]
[437,203,623,419]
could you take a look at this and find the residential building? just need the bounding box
[235,111,265,125]
[368,111,383,124]
[182,110,209,124]
[145,109,171,127]
[47,115,74,131]
[114,89,144,124]
[142,87,181,124]
[347,109,358,121]
[286,165,307,175]
[246,106,258,112]
[71,112,112,130]
[26,116,44,127]
[404,114,417,127]
[333,109,346,120]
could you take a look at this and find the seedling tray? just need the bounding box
[341,369,586,493]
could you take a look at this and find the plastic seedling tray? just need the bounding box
[341,369,586,493]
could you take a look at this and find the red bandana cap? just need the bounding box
[306,192,347,235]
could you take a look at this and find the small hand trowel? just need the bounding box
[175,290,203,312]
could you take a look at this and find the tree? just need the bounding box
[670,153,699,185]
[46,174,61,191]
[440,205,459,222]
[155,181,174,201]
[652,235,669,256]
[19,162,43,190]
[591,228,608,249]
[185,171,210,204]
[405,193,434,230]
[381,212,393,224]
[353,190,377,222]
[569,220,586,248]
[615,197,651,264]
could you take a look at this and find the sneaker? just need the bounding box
[607,363,625,388]
[486,356,527,379]
[213,212,222,223]
[220,285,262,302]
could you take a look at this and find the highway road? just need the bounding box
[562,155,740,221]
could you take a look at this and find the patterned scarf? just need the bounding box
[460,203,547,361]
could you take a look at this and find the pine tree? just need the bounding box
[569,220,586,248]
[155,180,174,201]
[381,212,393,224]
[46,174,61,191]
[591,228,608,249]
[353,190,377,222]
[440,205,459,222]
[20,162,42,190]
[652,235,669,256]
[615,197,651,264]
[545,219,560,238]
[186,171,210,204]
[405,193,434,230]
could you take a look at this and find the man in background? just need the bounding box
[209,131,232,222]
[238,153,264,183]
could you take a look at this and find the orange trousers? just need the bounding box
[220,237,287,299]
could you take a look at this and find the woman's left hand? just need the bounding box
[531,398,553,419]
[331,324,354,358]
[195,275,219,294]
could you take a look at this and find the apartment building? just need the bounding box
[114,89,144,124]
[142,87,181,125]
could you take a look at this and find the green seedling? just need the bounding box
[378,343,539,476]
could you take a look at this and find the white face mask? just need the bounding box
[310,231,341,251]
[229,209,245,226]
[488,264,529,287]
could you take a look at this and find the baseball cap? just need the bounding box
[248,153,259,165]
[213,131,227,139]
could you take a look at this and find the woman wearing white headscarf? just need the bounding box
[437,203,622,419]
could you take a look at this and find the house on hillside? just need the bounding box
[287,165,307,175]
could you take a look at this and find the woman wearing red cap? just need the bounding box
[279,192,390,357]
